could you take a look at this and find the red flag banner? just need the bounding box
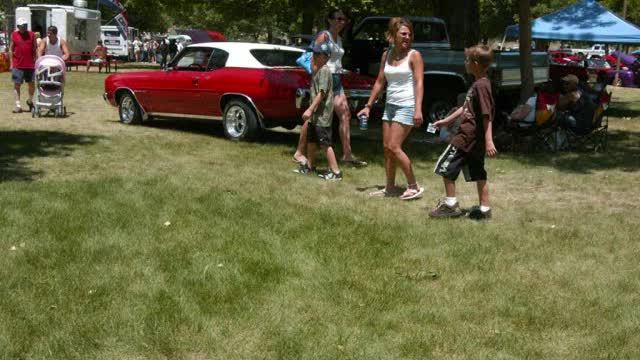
[99,0,125,13]
[114,12,129,40]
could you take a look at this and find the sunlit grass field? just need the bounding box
[1,71,639,359]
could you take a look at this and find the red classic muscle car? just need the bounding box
[103,42,373,140]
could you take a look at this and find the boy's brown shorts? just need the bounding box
[434,144,487,182]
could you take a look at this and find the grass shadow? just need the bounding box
[0,130,102,182]
[141,118,224,138]
[136,117,639,174]
[499,128,640,174]
[607,106,640,118]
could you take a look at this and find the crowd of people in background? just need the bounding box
[127,36,181,69]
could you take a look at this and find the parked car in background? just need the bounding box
[286,33,314,49]
[605,51,639,87]
[549,50,574,64]
[168,34,192,48]
[586,58,611,83]
[103,42,373,141]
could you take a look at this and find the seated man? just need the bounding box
[557,74,581,112]
[556,74,596,134]
[86,40,107,72]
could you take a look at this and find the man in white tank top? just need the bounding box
[37,26,70,61]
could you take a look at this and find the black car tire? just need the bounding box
[428,97,455,124]
[118,92,142,125]
[223,100,259,141]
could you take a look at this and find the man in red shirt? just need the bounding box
[9,17,37,113]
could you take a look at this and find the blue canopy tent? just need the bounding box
[505,0,640,43]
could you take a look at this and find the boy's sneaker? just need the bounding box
[319,170,342,181]
[293,163,314,174]
[12,105,22,113]
[428,199,463,218]
[468,206,492,220]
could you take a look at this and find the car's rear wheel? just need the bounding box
[223,100,259,141]
[118,92,142,125]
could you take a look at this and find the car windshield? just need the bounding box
[250,49,301,67]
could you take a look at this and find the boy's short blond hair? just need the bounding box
[465,45,493,69]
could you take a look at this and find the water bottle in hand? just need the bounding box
[359,114,368,130]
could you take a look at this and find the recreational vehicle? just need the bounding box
[100,25,139,60]
[15,0,101,54]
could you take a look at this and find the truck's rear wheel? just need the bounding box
[428,98,455,124]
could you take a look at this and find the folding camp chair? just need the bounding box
[508,88,564,152]
[561,91,611,152]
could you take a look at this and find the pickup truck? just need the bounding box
[563,44,606,59]
[342,16,550,122]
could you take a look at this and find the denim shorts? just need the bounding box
[332,73,343,95]
[11,68,35,83]
[382,103,415,126]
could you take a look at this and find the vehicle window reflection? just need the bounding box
[174,48,213,71]
[207,49,229,70]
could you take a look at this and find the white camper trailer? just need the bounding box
[100,25,138,60]
[15,0,101,54]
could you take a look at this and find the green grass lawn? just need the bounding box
[1,71,639,359]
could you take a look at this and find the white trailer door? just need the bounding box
[51,9,67,40]
[15,7,32,30]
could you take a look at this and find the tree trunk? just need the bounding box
[301,0,315,34]
[518,0,534,102]
[613,0,628,87]
[4,0,15,32]
[435,0,480,48]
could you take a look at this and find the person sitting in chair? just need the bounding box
[86,40,107,72]
[557,74,597,134]
[557,74,581,112]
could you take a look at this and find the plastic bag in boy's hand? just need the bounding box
[296,51,313,74]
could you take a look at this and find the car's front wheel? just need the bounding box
[118,92,142,125]
[223,100,259,141]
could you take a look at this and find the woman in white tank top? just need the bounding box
[292,9,367,167]
[358,17,425,200]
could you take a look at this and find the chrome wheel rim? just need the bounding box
[225,105,246,138]
[120,96,136,123]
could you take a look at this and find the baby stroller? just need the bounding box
[32,55,66,118]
